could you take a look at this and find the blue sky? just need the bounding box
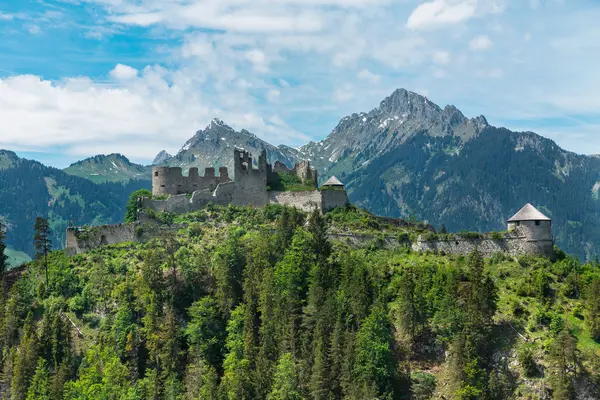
[1,0,600,168]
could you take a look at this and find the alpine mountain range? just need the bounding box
[3,88,600,261]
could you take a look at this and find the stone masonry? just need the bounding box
[143,149,346,213]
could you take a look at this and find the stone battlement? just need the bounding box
[152,166,230,196]
[147,149,333,213]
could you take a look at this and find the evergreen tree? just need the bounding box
[220,305,252,400]
[267,353,304,400]
[33,217,51,289]
[125,189,152,223]
[585,277,600,341]
[548,329,577,400]
[185,296,225,371]
[307,209,331,261]
[11,314,39,400]
[0,220,8,276]
[184,359,219,400]
[213,228,246,317]
[352,307,399,399]
[26,358,50,400]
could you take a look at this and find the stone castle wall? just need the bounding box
[66,224,138,256]
[268,191,322,212]
[153,166,230,196]
[412,232,555,259]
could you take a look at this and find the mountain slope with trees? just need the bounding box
[0,150,150,257]
[0,205,599,399]
[63,154,151,184]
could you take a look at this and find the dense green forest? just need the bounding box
[0,150,150,256]
[0,204,599,399]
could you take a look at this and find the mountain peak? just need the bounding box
[209,118,235,132]
[153,150,172,165]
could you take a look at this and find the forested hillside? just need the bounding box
[0,150,150,256]
[1,205,599,399]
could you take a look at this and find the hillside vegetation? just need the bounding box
[0,150,151,256]
[0,205,599,399]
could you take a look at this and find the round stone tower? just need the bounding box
[152,166,184,196]
[507,203,554,257]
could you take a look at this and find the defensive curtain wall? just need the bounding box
[144,149,348,213]
[64,205,555,259]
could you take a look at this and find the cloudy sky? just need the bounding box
[1,0,599,167]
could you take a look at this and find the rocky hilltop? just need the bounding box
[155,118,301,174]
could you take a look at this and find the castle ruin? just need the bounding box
[143,149,349,214]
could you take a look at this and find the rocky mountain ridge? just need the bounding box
[156,118,301,175]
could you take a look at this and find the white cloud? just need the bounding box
[0,12,14,21]
[406,0,505,30]
[0,68,310,161]
[28,25,42,34]
[469,34,493,51]
[109,64,139,80]
[245,49,269,73]
[267,89,281,102]
[407,0,478,29]
[432,50,451,65]
[333,84,354,103]
[357,69,381,84]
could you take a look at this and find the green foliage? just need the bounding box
[26,358,50,400]
[517,345,538,377]
[125,189,152,222]
[0,205,598,399]
[268,172,316,192]
[0,219,7,275]
[585,277,600,341]
[267,353,304,400]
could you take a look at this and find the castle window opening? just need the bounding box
[154,171,159,177]
[535,221,540,226]
[161,185,166,188]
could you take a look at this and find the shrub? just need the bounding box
[411,372,436,400]
[68,295,87,316]
[517,345,538,377]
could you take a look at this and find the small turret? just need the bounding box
[507,203,553,242]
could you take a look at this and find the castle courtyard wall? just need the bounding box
[268,191,322,212]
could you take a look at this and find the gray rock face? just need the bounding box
[299,88,489,173]
[152,150,172,165]
[159,118,302,174]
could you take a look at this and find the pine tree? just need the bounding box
[33,217,51,289]
[268,353,304,400]
[11,314,40,400]
[307,209,331,261]
[585,277,600,341]
[352,307,398,399]
[548,329,577,400]
[184,359,219,400]
[0,220,8,276]
[220,305,252,400]
[26,358,50,400]
[185,296,225,371]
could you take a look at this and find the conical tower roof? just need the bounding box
[322,176,344,187]
[507,203,551,222]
